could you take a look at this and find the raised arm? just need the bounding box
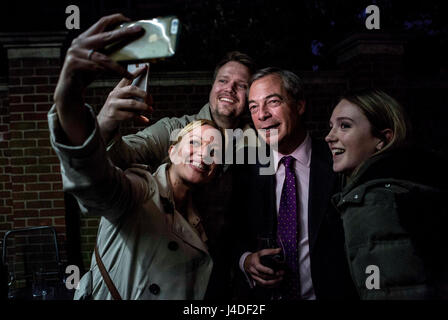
[53,13,143,145]
[50,14,154,220]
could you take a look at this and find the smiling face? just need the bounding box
[209,61,250,128]
[325,99,383,175]
[169,124,222,185]
[248,74,306,154]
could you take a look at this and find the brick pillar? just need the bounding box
[332,33,407,98]
[0,81,12,236]
[0,33,68,253]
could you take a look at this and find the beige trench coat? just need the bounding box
[48,106,213,300]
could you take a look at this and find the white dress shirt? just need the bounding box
[240,133,316,300]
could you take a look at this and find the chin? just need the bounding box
[332,164,344,173]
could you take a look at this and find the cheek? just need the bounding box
[347,136,376,162]
[210,86,219,99]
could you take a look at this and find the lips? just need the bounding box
[189,160,210,173]
[218,95,237,104]
[331,148,345,156]
[262,124,280,132]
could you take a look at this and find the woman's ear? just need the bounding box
[168,145,175,162]
[376,129,394,151]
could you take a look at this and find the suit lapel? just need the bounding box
[255,158,277,237]
[307,139,336,254]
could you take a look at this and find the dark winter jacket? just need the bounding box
[332,148,448,299]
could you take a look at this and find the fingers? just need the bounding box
[108,83,152,104]
[252,273,284,288]
[81,13,131,38]
[136,115,151,125]
[90,51,132,79]
[258,248,281,256]
[250,264,284,288]
[114,65,148,89]
[130,65,148,77]
[109,97,150,114]
[83,24,144,51]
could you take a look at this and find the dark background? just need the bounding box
[1,0,447,280]
[1,0,447,74]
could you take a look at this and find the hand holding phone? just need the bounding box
[105,16,180,63]
[97,64,153,143]
[127,63,152,122]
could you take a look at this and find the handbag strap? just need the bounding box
[94,244,122,300]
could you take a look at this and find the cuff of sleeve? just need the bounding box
[239,252,256,289]
[48,103,103,159]
[105,129,122,152]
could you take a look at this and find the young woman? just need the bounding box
[49,14,223,299]
[326,89,448,299]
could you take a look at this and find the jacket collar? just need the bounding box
[197,103,213,120]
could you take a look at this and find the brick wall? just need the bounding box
[0,40,68,268]
[1,32,447,273]
[0,83,12,235]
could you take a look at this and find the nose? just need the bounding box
[325,127,336,143]
[223,80,237,94]
[257,103,271,121]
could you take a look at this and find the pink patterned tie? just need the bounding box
[278,156,300,299]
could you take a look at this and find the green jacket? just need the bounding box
[332,149,448,299]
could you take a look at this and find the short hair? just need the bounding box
[213,51,257,81]
[341,89,410,154]
[249,67,305,102]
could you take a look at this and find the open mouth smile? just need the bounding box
[331,148,345,156]
[189,161,210,173]
[219,96,237,104]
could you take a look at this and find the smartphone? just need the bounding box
[127,63,152,121]
[105,16,180,63]
[127,63,150,101]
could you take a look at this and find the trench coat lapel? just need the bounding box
[154,164,209,255]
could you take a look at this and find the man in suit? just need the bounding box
[233,67,357,300]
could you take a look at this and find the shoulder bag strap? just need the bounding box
[94,244,122,300]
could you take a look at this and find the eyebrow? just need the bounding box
[329,117,354,125]
[335,117,354,122]
[248,93,284,104]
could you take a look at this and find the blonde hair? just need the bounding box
[166,119,224,166]
[342,89,410,156]
[170,119,223,147]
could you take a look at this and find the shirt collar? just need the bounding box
[273,132,312,173]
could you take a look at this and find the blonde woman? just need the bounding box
[50,14,223,299]
[326,89,448,299]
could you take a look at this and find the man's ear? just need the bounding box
[376,128,394,151]
[297,100,306,116]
